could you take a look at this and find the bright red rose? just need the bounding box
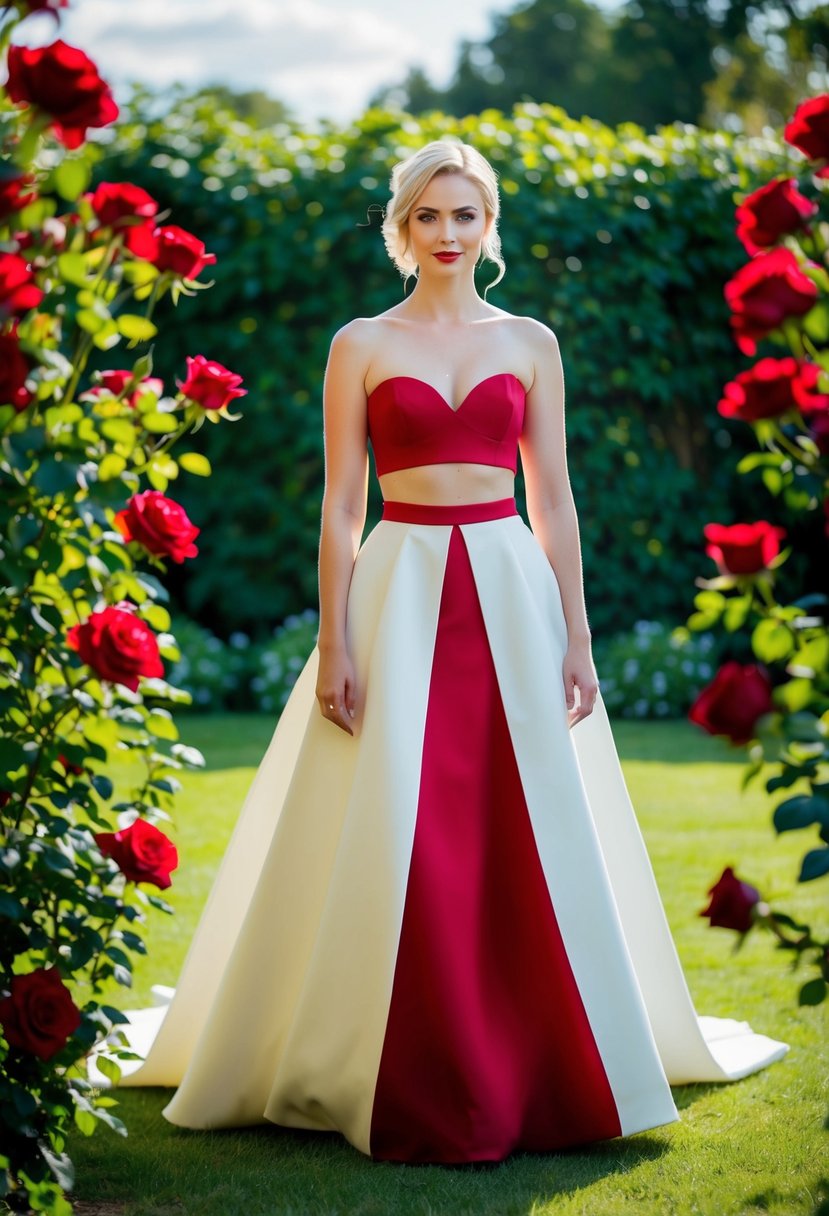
[724,247,818,356]
[703,521,788,576]
[79,368,164,409]
[0,326,36,412]
[784,93,829,172]
[6,39,119,150]
[717,356,818,423]
[735,178,818,257]
[94,818,178,889]
[114,490,200,564]
[700,866,761,934]
[87,181,158,231]
[143,224,217,279]
[66,603,164,692]
[688,660,775,746]
[0,251,44,319]
[0,967,81,1061]
[176,354,247,413]
[0,170,37,220]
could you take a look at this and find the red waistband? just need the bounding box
[381,497,519,524]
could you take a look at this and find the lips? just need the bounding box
[434,252,462,262]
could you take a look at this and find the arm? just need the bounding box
[518,320,598,726]
[519,320,591,646]
[315,321,370,734]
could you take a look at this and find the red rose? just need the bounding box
[144,224,217,280]
[87,181,158,231]
[79,368,164,409]
[0,170,38,220]
[66,602,164,692]
[718,356,828,424]
[0,327,36,412]
[724,247,818,356]
[703,521,788,576]
[700,866,761,934]
[0,251,44,319]
[735,178,818,257]
[114,490,200,564]
[784,93,829,170]
[0,967,81,1061]
[176,354,247,413]
[6,39,119,150]
[688,660,775,745]
[18,0,70,12]
[94,819,178,889]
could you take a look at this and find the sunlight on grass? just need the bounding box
[69,714,828,1216]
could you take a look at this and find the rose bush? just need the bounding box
[684,91,829,1010]
[0,5,247,1213]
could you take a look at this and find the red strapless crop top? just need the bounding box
[366,373,526,476]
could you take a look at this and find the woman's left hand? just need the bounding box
[563,640,599,728]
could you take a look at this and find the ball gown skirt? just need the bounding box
[89,495,790,1164]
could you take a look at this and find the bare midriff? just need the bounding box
[378,463,515,507]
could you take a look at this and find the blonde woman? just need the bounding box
[101,138,789,1165]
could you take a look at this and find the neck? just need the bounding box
[403,271,490,324]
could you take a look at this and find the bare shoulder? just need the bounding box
[513,314,560,353]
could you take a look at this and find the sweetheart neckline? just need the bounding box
[366,372,526,415]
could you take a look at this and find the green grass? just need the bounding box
[67,715,828,1216]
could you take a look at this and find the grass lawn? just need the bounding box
[67,714,828,1216]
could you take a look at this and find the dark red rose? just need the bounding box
[0,170,38,220]
[724,247,819,356]
[0,251,44,319]
[0,327,36,412]
[66,602,164,692]
[176,354,247,413]
[79,368,164,409]
[114,490,200,564]
[718,356,819,423]
[688,660,775,745]
[703,521,788,576]
[735,178,818,257]
[87,181,158,230]
[17,0,70,13]
[94,819,178,889]
[6,39,119,150]
[700,866,761,934]
[0,967,81,1061]
[784,93,829,169]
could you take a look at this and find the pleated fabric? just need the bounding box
[89,496,789,1163]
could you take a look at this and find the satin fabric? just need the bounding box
[88,497,789,1162]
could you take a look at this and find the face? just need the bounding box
[406,172,492,274]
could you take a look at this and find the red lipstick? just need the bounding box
[434,252,462,262]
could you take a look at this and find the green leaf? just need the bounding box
[798,847,829,882]
[752,618,794,663]
[178,451,212,476]
[117,315,158,342]
[798,977,827,1006]
[142,412,178,434]
[773,794,829,834]
[54,157,91,202]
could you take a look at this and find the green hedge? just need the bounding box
[94,92,809,639]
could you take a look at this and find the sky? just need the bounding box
[9,0,623,127]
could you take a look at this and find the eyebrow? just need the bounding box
[413,205,479,214]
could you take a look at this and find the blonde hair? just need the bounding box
[381,138,505,297]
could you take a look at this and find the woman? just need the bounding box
[100,138,789,1165]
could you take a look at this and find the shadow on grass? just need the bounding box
[68,1086,682,1216]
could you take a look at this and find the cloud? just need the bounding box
[11,0,437,122]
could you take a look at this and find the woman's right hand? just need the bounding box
[315,643,358,735]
